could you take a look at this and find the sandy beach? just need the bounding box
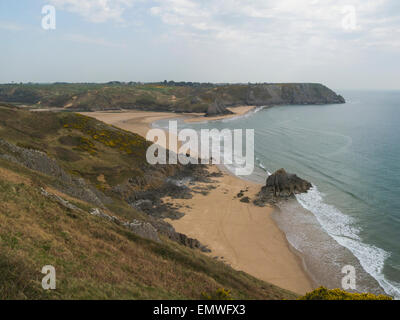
[184,105,257,123]
[82,108,314,295]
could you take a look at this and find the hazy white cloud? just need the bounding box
[65,33,126,48]
[142,0,400,88]
[0,22,24,31]
[149,0,400,52]
[49,0,136,23]
[47,0,400,52]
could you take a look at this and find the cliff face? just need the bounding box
[205,98,234,117]
[219,83,345,107]
[256,83,344,104]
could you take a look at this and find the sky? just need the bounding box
[0,0,399,90]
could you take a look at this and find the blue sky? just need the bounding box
[1,0,400,90]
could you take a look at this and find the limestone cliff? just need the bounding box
[205,98,234,117]
[219,83,345,107]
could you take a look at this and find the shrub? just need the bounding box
[298,287,392,300]
[201,288,233,300]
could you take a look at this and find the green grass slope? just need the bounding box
[0,105,298,300]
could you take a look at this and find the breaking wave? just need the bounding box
[296,186,400,299]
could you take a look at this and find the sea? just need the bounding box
[154,90,400,298]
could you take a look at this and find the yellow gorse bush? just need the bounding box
[201,288,233,300]
[61,114,148,156]
[299,287,393,300]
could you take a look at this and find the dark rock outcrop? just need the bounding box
[265,168,312,197]
[255,168,312,206]
[124,219,161,243]
[39,189,162,243]
[149,219,211,252]
[0,139,107,207]
[90,208,121,225]
[206,99,233,117]
[89,208,161,243]
[240,196,250,203]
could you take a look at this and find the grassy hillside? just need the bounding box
[0,105,298,300]
[0,82,345,114]
[0,83,208,112]
[0,165,296,299]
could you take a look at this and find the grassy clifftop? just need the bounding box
[0,82,345,114]
[0,105,298,300]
